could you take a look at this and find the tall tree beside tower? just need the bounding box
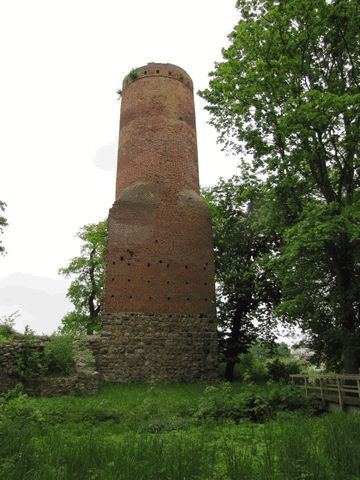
[204,176,280,381]
[199,0,360,372]
[59,220,107,335]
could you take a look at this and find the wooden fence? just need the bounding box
[290,374,360,411]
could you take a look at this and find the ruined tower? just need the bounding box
[100,63,218,382]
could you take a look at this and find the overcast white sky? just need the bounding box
[0,1,245,333]
[0,0,240,282]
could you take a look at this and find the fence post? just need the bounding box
[320,377,325,403]
[337,377,344,412]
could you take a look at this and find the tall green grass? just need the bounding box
[0,384,359,479]
[222,414,360,480]
[0,426,217,480]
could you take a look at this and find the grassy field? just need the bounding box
[0,383,359,479]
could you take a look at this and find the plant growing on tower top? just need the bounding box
[128,68,139,81]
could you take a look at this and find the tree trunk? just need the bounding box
[86,324,94,336]
[331,237,359,373]
[342,335,360,374]
[224,360,236,381]
[223,302,252,381]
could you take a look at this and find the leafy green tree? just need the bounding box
[0,201,8,256]
[59,220,107,335]
[200,0,360,371]
[250,341,291,362]
[204,175,280,380]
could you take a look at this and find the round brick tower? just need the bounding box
[100,63,218,382]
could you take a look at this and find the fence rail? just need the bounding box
[290,374,360,411]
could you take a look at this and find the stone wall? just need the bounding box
[37,372,99,397]
[0,338,100,396]
[0,336,48,378]
[0,371,99,397]
[90,312,218,383]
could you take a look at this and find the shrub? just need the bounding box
[0,324,14,339]
[128,68,138,80]
[0,384,25,403]
[44,335,75,376]
[266,358,301,383]
[237,353,268,383]
[0,312,18,342]
[0,384,44,431]
[15,328,46,379]
[194,383,322,423]
[195,383,248,421]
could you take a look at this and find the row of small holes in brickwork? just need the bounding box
[110,294,209,301]
[143,70,173,75]
[110,278,208,286]
[114,313,208,319]
[142,70,185,79]
[113,259,208,270]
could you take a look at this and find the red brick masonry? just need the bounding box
[101,63,218,382]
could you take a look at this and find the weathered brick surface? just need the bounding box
[116,64,197,198]
[104,186,215,315]
[101,63,218,382]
